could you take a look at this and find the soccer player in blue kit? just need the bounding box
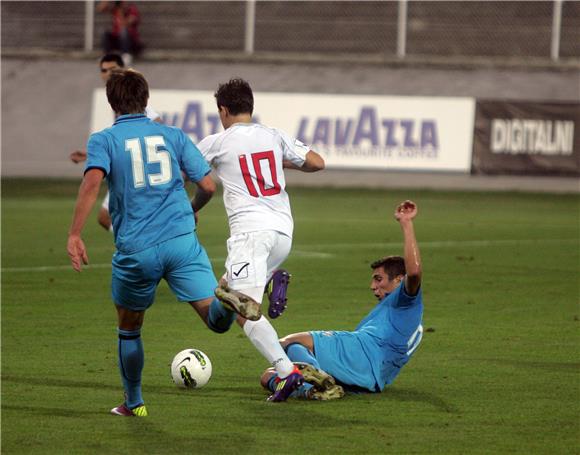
[260,200,424,400]
[67,69,259,416]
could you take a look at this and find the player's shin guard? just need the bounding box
[117,328,144,409]
[207,298,236,333]
[286,343,321,370]
[244,317,295,377]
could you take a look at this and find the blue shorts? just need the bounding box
[311,330,379,392]
[112,233,218,311]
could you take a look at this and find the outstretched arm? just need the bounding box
[67,169,104,271]
[70,150,88,163]
[395,200,422,296]
[283,150,325,173]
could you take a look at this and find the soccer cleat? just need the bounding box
[265,269,291,319]
[110,403,148,417]
[267,366,304,402]
[214,284,262,321]
[293,362,336,391]
[306,384,345,401]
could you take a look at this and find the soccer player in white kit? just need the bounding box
[198,78,325,401]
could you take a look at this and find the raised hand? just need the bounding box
[394,200,418,222]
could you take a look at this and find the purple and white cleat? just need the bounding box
[265,269,291,319]
[267,366,304,402]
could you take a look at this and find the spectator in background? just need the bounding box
[97,1,143,65]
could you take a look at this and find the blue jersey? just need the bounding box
[85,114,210,254]
[355,282,423,390]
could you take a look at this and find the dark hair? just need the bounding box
[370,256,406,280]
[214,78,254,115]
[100,53,124,67]
[106,69,148,115]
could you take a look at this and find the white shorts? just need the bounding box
[101,191,110,210]
[225,231,292,302]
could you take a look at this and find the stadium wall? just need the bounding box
[1,57,579,192]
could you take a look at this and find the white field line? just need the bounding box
[296,238,579,251]
[0,250,331,273]
[3,257,224,273]
[291,250,335,258]
[2,263,113,273]
[2,239,576,273]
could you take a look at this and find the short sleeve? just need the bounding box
[277,128,309,167]
[388,283,423,337]
[389,282,421,308]
[179,131,211,182]
[85,132,111,177]
[197,133,221,165]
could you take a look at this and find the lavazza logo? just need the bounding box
[159,103,441,159]
[490,119,575,156]
[295,106,440,159]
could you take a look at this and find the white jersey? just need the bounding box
[198,123,309,237]
[145,105,160,121]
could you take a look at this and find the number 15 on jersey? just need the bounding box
[125,136,172,188]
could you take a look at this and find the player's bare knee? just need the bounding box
[280,332,310,349]
[116,305,144,330]
[279,334,291,348]
[279,333,301,349]
[260,368,276,389]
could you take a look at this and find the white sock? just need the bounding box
[243,316,294,378]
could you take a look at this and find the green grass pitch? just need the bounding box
[2,178,578,454]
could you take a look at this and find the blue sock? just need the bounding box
[267,375,313,398]
[207,298,236,333]
[267,375,277,392]
[117,328,144,409]
[286,343,321,370]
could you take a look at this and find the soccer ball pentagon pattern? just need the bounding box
[170,349,212,389]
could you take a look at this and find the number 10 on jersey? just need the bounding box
[239,151,281,197]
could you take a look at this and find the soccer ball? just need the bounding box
[170,349,212,389]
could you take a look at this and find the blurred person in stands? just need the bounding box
[70,53,161,231]
[97,1,143,65]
